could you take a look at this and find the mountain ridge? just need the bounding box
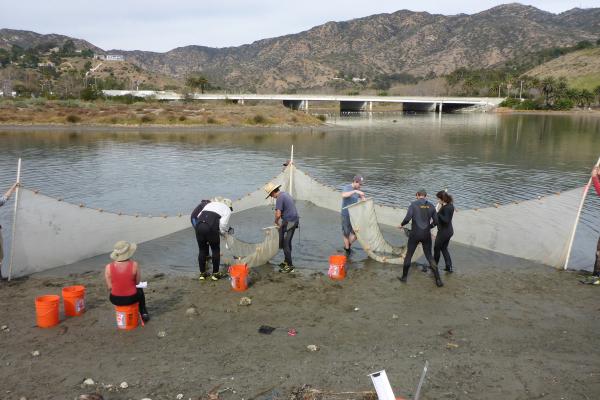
[2,3,599,92]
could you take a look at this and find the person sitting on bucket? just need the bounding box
[399,189,444,287]
[0,182,19,280]
[194,197,234,281]
[265,182,299,273]
[104,241,150,322]
[341,175,366,255]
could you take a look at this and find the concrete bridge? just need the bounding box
[102,90,504,113]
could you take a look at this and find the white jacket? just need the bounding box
[199,201,232,234]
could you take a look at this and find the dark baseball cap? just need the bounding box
[353,175,364,183]
[416,188,427,196]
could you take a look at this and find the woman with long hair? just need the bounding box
[434,191,454,273]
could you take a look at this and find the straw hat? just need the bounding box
[264,182,282,199]
[221,198,233,210]
[110,240,137,262]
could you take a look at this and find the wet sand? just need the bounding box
[1,206,600,399]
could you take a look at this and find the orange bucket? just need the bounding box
[328,255,347,280]
[62,285,86,317]
[115,303,139,330]
[228,264,249,292]
[35,295,60,328]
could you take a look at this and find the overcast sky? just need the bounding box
[1,1,598,52]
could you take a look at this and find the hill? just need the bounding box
[106,3,600,91]
[1,4,600,92]
[0,28,101,53]
[525,47,600,90]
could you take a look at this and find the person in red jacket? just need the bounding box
[592,166,600,277]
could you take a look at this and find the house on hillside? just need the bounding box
[106,54,125,61]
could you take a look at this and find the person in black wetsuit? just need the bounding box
[399,189,443,287]
[434,191,455,273]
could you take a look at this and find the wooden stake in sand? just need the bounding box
[8,158,22,281]
[564,155,600,270]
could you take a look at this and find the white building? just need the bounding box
[105,54,125,61]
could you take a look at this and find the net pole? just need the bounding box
[289,145,294,197]
[564,155,600,270]
[7,158,22,281]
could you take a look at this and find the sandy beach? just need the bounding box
[1,242,599,400]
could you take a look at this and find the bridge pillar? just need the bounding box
[340,101,368,112]
[283,100,308,111]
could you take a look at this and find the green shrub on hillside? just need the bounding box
[552,98,574,110]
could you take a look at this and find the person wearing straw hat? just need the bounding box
[399,189,443,287]
[104,240,150,322]
[0,182,18,280]
[341,175,365,255]
[592,166,600,277]
[265,182,299,273]
[194,197,234,281]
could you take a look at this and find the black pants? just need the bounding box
[434,229,453,268]
[279,220,298,266]
[594,236,600,276]
[110,288,147,315]
[195,222,220,273]
[403,232,437,271]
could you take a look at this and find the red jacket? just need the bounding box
[593,175,600,197]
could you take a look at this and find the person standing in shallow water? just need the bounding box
[434,191,455,273]
[0,182,18,280]
[592,166,600,277]
[399,189,443,287]
[341,175,365,255]
[265,182,299,273]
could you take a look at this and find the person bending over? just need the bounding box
[265,183,299,273]
[399,189,443,287]
[0,182,18,280]
[341,175,365,255]
[104,241,149,322]
[434,191,455,273]
[194,197,233,281]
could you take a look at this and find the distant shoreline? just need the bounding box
[494,107,600,116]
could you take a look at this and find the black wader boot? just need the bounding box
[399,264,410,282]
[431,262,444,287]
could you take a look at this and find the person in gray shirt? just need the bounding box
[341,175,365,255]
[265,182,299,273]
[0,182,19,280]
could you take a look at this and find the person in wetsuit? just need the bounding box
[434,191,455,273]
[399,189,443,287]
[194,197,233,281]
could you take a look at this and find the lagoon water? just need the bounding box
[0,112,599,272]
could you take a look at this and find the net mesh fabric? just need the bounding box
[9,164,585,277]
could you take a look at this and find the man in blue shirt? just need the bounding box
[0,182,18,280]
[341,175,365,254]
[265,182,299,273]
[399,189,443,287]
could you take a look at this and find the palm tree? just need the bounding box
[580,89,594,108]
[540,77,556,107]
[594,85,600,106]
[185,74,209,94]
